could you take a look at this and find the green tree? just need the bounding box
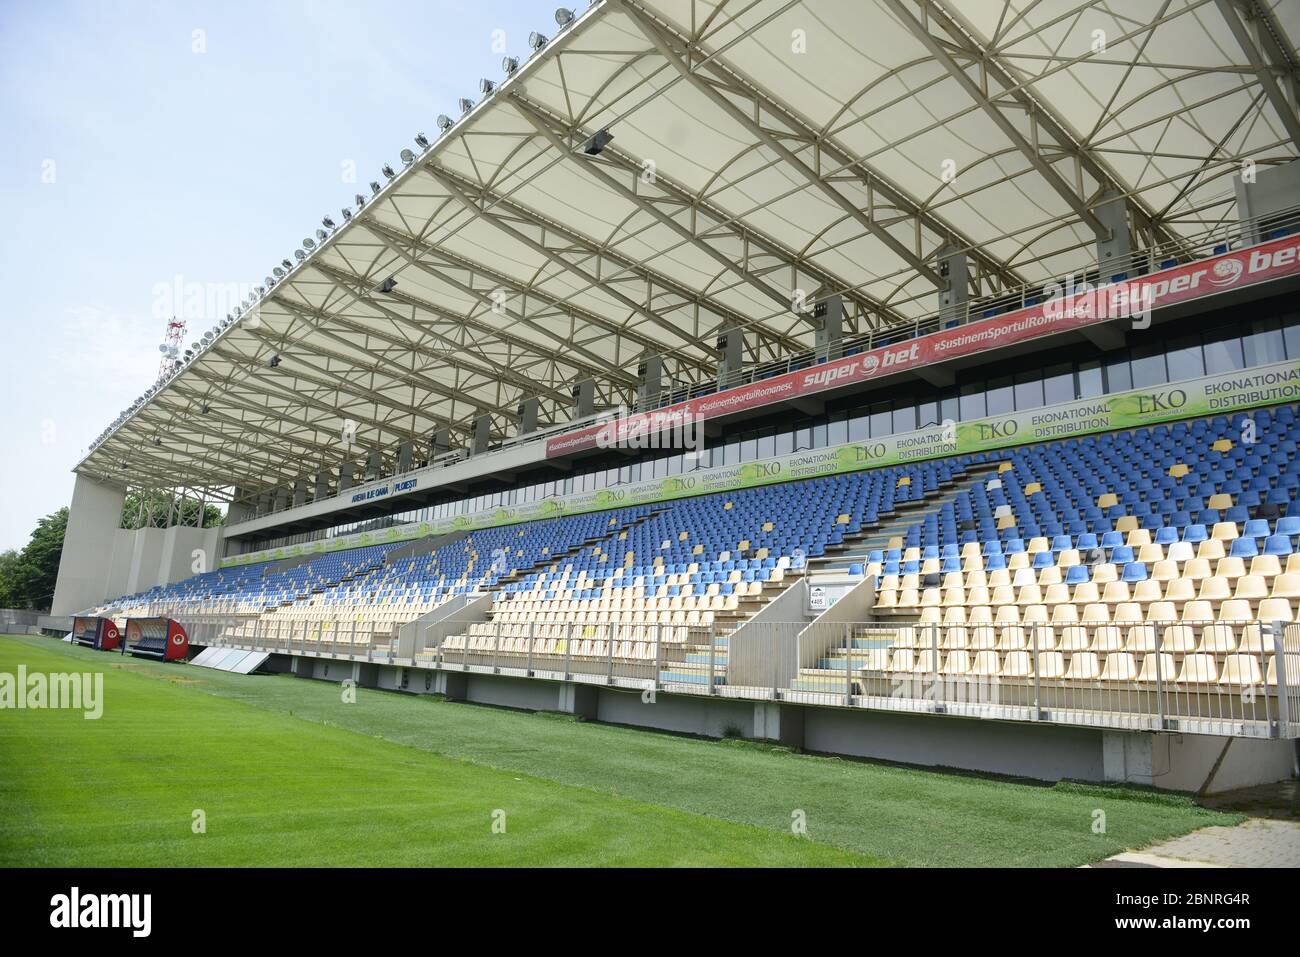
[0,549,23,608]
[0,508,68,611]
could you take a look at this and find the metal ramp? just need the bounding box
[189,646,269,674]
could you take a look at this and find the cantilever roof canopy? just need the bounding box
[78,0,1300,501]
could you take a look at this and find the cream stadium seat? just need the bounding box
[1099,653,1138,681]
[1175,654,1219,684]
[1000,651,1033,678]
[1064,652,1100,681]
[1197,624,1237,653]
[1090,626,1125,653]
[1136,653,1176,682]
[1218,654,1263,686]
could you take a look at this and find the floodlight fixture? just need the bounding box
[581,128,614,155]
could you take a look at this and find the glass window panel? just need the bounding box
[1129,339,1167,388]
[1243,316,1285,366]
[1043,363,1074,405]
[1165,333,1204,382]
[959,384,986,420]
[985,376,1014,415]
[1014,371,1045,411]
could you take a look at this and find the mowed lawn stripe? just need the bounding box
[2,636,1236,866]
[0,638,869,867]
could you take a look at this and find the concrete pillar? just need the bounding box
[314,470,331,501]
[352,662,380,689]
[516,397,539,436]
[557,682,599,720]
[430,427,451,461]
[813,294,844,358]
[937,246,970,327]
[396,438,413,474]
[753,702,804,749]
[226,488,255,526]
[366,449,382,481]
[51,474,128,615]
[571,379,595,419]
[1095,189,1133,280]
[272,487,288,512]
[339,461,355,491]
[470,415,492,456]
[637,354,664,410]
[292,477,307,507]
[716,328,743,390]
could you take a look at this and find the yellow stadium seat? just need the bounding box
[1101,581,1131,604]
[1272,574,1300,599]
[1258,599,1296,622]
[1212,522,1239,541]
[1092,563,1119,584]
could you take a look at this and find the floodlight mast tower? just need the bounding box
[157,316,186,377]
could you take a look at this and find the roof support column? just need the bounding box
[937,247,969,328]
[1096,190,1134,281]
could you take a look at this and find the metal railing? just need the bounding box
[195,614,1300,740]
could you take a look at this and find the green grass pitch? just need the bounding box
[0,634,1237,866]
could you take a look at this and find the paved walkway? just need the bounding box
[1093,819,1300,867]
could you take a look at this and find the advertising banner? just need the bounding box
[546,233,1300,458]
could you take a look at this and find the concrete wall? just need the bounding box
[53,477,227,613]
[267,655,1299,793]
[51,474,127,615]
[125,528,164,596]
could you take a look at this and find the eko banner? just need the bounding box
[546,232,1300,458]
[223,360,1300,567]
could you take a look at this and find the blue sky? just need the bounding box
[0,0,561,551]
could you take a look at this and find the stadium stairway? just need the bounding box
[655,467,1001,688]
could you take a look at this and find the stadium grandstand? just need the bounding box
[48,0,1300,791]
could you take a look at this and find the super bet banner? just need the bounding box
[221,360,1300,568]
